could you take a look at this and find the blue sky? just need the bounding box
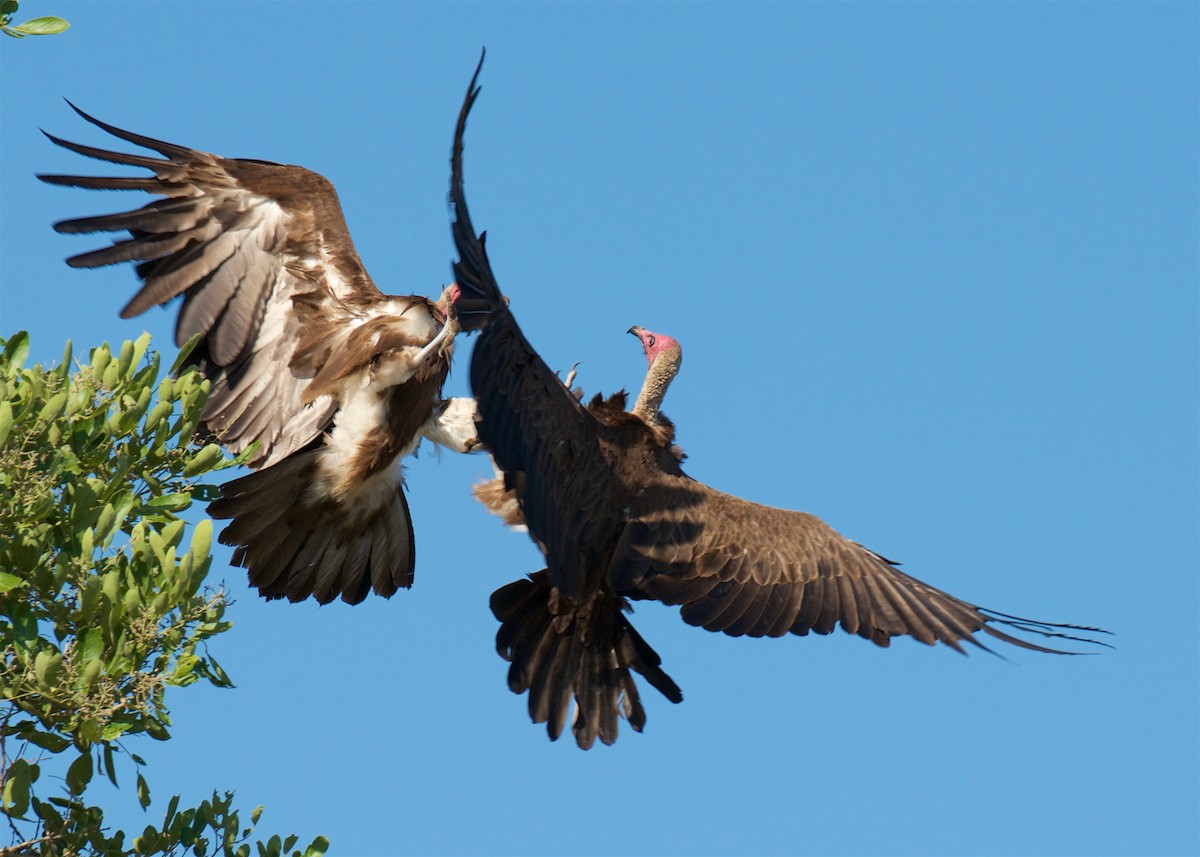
[2,3,1197,855]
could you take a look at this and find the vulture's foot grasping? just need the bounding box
[562,361,581,390]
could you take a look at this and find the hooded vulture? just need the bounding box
[450,61,1109,749]
[40,104,481,606]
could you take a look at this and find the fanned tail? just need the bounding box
[209,450,416,605]
[490,570,683,749]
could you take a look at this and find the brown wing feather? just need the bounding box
[609,475,1106,654]
[38,103,384,466]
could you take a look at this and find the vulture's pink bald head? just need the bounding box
[628,326,681,366]
[434,283,462,320]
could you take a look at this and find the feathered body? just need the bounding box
[41,105,477,605]
[450,59,1107,749]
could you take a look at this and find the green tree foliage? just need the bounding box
[0,1,69,38]
[0,332,327,857]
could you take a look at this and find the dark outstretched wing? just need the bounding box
[39,103,387,466]
[610,475,1111,654]
[450,55,628,600]
[452,57,682,748]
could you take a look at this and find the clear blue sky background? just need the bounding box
[2,3,1197,856]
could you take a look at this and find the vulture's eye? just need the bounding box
[648,335,657,347]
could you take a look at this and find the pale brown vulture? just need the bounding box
[450,62,1108,749]
[40,104,481,605]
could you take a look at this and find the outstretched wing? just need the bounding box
[450,57,628,601]
[39,103,384,465]
[609,475,1110,654]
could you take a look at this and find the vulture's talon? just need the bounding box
[563,361,581,390]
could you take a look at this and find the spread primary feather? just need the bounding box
[42,102,480,605]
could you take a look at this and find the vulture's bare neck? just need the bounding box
[631,349,681,425]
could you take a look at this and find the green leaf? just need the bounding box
[101,569,120,603]
[183,442,225,477]
[145,491,192,512]
[128,332,152,379]
[101,357,121,388]
[32,796,64,831]
[34,649,64,687]
[223,441,261,469]
[58,339,74,378]
[0,570,26,593]
[302,835,330,857]
[3,331,30,377]
[115,339,134,380]
[10,15,69,35]
[90,342,112,379]
[205,653,234,689]
[66,751,93,796]
[161,517,186,548]
[103,743,119,787]
[18,727,70,753]
[78,525,95,561]
[145,717,170,741]
[101,719,135,741]
[9,602,39,654]
[94,503,116,543]
[77,575,103,624]
[189,518,213,564]
[38,390,68,423]
[79,659,102,691]
[2,759,34,818]
[168,652,199,687]
[77,718,101,746]
[164,793,180,827]
[80,626,105,662]
[0,401,13,448]
[0,2,20,18]
[144,399,174,430]
[192,483,223,502]
[170,334,204,374]
[137,771,151,809]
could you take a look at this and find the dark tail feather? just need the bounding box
[491,570,682,749]
[209,450,415,605]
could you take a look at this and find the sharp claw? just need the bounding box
[563,361,581,389]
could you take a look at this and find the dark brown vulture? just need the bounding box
[449,63,1108,749]
[40,104,480,605]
